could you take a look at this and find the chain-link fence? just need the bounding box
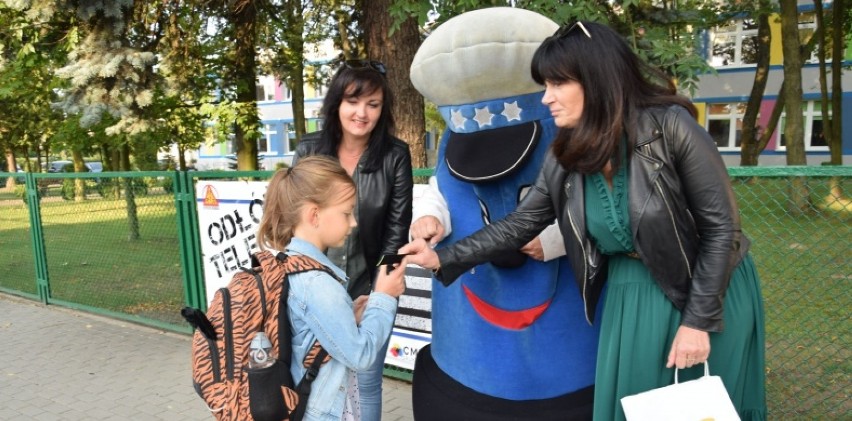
[0,171,187,330]
[728,167,850,418]
[0,167,849,418]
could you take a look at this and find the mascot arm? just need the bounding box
[411,176,452,240]
[539,222,567,261]
[435,179,556,285]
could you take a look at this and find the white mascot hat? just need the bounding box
[410,7,559,107]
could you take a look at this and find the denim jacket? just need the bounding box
[284,238,398,421]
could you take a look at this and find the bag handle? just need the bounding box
[674,361,710,384]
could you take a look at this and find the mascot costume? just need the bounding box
[408,8,600,420]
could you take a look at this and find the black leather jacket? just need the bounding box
[293,132,413,295]
[436,105,749,332]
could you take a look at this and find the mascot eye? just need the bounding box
[518,185,532,204]
[478,197,491,226]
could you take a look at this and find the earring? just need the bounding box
[313,212,319,229]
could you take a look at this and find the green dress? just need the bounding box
[585,162,767,421]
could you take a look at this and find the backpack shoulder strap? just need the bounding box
[273,252,338,420]
[272,252,340,365]
[291,346,329,421]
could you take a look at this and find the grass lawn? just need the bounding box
[0,188,185,325]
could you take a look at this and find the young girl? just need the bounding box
[256,156,407,421]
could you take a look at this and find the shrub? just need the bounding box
[14,185,27,204]
[161,176,174,194]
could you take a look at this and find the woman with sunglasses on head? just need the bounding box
[292,59,413,421]
[401,21,766,420]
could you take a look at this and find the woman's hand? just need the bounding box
[409,216,445,246]
[520,237,544,261]
[398,239,441,270]
[666,325,711,369]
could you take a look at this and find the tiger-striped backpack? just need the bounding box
[181,251,334,421]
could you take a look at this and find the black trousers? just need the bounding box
[412,345,594,421]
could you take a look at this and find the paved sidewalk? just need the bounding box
[0,294,414,420]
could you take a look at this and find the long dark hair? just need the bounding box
[317,64,395,172]
[531,21,696,174]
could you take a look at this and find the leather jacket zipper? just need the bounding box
[653,179,692,278]
[564,181,593,325]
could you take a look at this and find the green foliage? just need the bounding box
[13,184,27,204]
[274,161,289,170]
[60,178,98,201]
[160,176,174,194]
[96,178,148,199]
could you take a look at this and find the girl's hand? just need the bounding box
[352,295,369,324]
[398,239,440,270]
[666,325,711,369]
[374,260,407,298]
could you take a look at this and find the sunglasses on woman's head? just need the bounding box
[344,59,387,75]
[553,21,592,39]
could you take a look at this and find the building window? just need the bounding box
[796,12,836,63]
[709,14,832,67]
[256,78,276,101]
[282,124,297,153]
[706,103,747,150]
[259,124,276,154]
[777,101,830,151]
[709,19,759,67]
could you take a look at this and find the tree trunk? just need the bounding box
[120,142,140,240]
[740,10,772,166]
[362,0,427,168]
[232,2,260,171]
[72,149,86,202]
[178,142,187,170]
[779,0,809,213]
[285,1,306,143]
[830,0,845,167]
[815,0,833,158]
[336,10,355,59]
[5,148,16,189]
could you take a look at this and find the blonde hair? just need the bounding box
[257,156,355,251]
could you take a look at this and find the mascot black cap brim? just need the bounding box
[446,121,541,183]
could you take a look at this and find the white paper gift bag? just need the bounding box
[620,363,741,421]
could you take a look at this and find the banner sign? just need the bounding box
[195,181,433,369]
[196,180,268,305]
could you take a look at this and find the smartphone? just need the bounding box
[376,253,409,267]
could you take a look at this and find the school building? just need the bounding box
[693,1,852,166]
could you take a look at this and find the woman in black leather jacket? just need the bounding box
[292,60,413,421]
[403,22,765,420]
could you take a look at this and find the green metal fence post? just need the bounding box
[175,170,206,311]
[25,173,50,304]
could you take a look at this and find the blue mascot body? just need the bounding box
[409,8,601,420]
